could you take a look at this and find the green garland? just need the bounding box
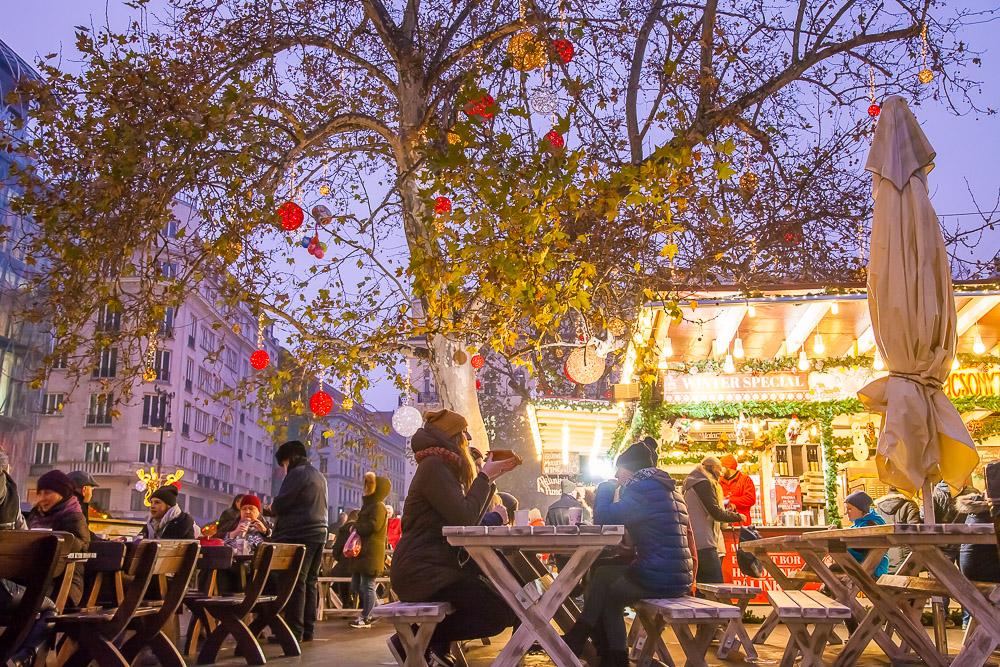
[660,353,1000,375]
[818,410,842,527]
[533,398,616,413]
[969,416,1000,444]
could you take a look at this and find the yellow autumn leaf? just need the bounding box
[660,243,678,259]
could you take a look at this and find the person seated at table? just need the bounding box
[528,508,545,526]
[563,443,697,667]
[27,470,90,608]
[388,409,519,667]
[874,487,921,574]
[215,493,245,535]
[0,448,27,531]
[843,491,890,578]
[140,483,195,540]
[481,491,518,526]
[223,494,271,553]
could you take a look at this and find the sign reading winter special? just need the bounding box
[661,372,809,403]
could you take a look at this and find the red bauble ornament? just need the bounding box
[277,202,304,231]
[462,94,497,121]
[249,349,270,370]
[434,196,452,214]
[475,379,482,391]
[783,231,797,244]
[544,130,565,150]
[868,103,881,117]
[470,353,486,370]
[552,39,575,64]
[309,390,334,416]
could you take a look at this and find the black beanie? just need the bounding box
[275,440,307,464]
[150,484,179,507]
[616,443,655,473]
[36,470,75,500]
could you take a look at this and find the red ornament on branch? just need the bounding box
[249,350,270,370]
[552,39,575,64]
[868,103,881,118]
[462,94,497,121]
[277,202,304,231]
[470,354,486,370]
[434,196,452,214]
[475,379,482,391]
[544,130,565,150]
[309,390,334,417]
[783,231,798,244]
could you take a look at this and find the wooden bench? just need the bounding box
[370,602,453,667]
[697,583,761,660]
[316,575,395,618]
[767,590,850,667]
[632,597,741,667]
[0,531,61,664]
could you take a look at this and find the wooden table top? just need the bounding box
[801,523,997,547]
[443,524,624,550]
[741,534,809,551]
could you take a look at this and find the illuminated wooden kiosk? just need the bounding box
[527,282,1000,593]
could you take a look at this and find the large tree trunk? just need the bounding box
[428,334,491,450]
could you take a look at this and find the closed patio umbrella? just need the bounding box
[857,95,978,508]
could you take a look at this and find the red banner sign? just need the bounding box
[722,529,820,604]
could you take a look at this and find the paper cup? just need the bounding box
[514,509,531,527]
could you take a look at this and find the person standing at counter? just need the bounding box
[719,455,756,525]
[683,457,742,584]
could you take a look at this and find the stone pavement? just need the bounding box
[194,612,973,666]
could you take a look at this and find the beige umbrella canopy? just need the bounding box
[858,95,978,499]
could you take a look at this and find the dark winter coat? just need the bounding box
[594,467,694,596]
[958,495,1000,583]
[353,477,391,577]
[216,505,243,535]
[545,493,584,527]
[272,456,329,544]
[141,508,196,540]
[390,426,493,602]
[874,492,921,573]
[27,496,90,606]
[0,473,26,530]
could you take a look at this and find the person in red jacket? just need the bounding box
[719,455,756,525]
[386,504,402,550]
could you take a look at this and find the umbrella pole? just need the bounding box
[922,481,935,525]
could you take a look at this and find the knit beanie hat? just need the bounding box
[423,409,468,439]
[616,443,655,473]
[642,436,659,454]
[720,454,738,469]
[239,494,261,510]
[274,440,307,464]
[498,492,519,515]
[151,484,179,507]
[36,470,75,500]
[845,490,874,513]
[560,479,577,495]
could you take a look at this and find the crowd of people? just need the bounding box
[3,405,999,667]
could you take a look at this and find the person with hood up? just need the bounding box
[564,443,696,667]
[843,491,890,578]
[27,471,90,607]
[545,479,585,526]
[388,409,519,667]
[140,483,195,539]
[683,457,742,584]
[873,487,921,573]
[719,455,756,525]
[0,449,26,530]
[349,472,391,628]
[270,439,329,642]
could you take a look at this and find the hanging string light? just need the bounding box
[250,313,270,370]
[867,65,881,117]
[918,23,934,84]
[143,335,158,382]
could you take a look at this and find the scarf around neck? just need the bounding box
[147,503,182,538]
[29,495,82,529]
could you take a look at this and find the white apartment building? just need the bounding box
[29,204,281,526]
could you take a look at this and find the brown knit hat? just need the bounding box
[423,409,468,439]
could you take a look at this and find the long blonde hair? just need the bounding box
[455,433,478,490]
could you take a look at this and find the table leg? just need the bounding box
[505,550,579,632]
[752,609,781,645]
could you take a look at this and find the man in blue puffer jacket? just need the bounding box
[564,443,696,667]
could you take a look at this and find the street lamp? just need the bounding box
[153,386,174,473]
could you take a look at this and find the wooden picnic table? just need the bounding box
[444,524,624,667]
[801,524,1000,667]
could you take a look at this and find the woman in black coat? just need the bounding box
[27,470,90,607]
[349,473,391,628]
[140,484,195,539]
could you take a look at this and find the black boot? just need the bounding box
[562,621,593,657]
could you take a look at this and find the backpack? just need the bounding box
[735,525,765,579]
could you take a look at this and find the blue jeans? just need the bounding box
[351,573,378,620]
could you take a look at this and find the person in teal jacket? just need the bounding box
[844,491,890,578]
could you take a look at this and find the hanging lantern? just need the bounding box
[529,84,559,114]
[462,94,497,121]
[434,196,452,214]
[249,349,270,370]
[309,390,334,417]
[739,171,759,191]
[341,397,354,411]
[319,184,331,196]
[470,353,486,370]
[392,405,422,437]
[452,349,468,365]
[277,202,304,231]
[551,39,575,64]
[918,68,934,84]
[507,32,548,71]
[565,346,607,385]
[543,130,565,150]
[868,103,881,118]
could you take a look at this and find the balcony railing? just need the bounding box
[414,391,440,404]
[29,459,138,477]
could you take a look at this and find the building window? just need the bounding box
[200,328,216,352]
[130,490,148,512]
[179,447,188,466]
[155,349,171,382]
[141,394,168,428]
[34,442,58,465]
[159,261,178,279]
[193,408,210,434]
[166,220,179,238]
[84,441,110,463]
[159,307,176,338]
[41,393,65,415]
[319,457,328,473]
[139,441,161,463]
[87,393,114,425]
[96,304,122,332]
[92,347,118,379]
[50,353,68,370]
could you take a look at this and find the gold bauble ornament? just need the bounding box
[447,131,462,145]
[607,317,627,337]
[918,68,934,84]
[143,369,158,382]
[739,171,759,191]
[319,184,331,196]
[341,397,354,411]
[507,32,548,72]
[565,346,607,385]
[453,349,469,365]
